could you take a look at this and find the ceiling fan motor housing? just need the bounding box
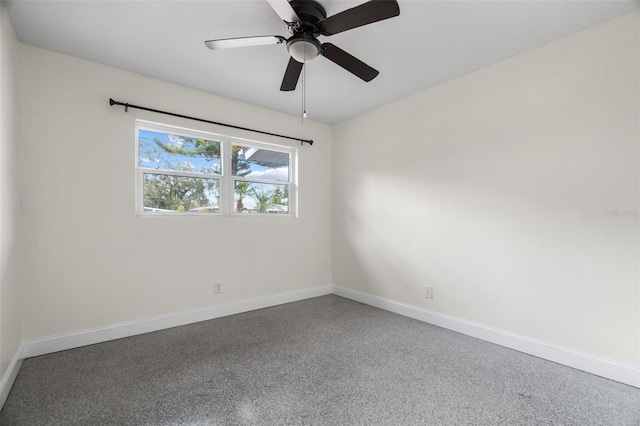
[285,0,327,62]
[289,0,327,33]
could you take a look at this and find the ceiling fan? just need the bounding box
[205,0,400,91]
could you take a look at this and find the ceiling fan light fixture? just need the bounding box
[286,34,321,63]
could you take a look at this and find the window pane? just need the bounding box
[143,173,219,213]
[139,130,221,175]
[232,145,289,182]
[234,181,289,214]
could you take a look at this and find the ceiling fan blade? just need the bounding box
[280,57,304,91]
[205,36,285,50]
[266,0,301,24]
[318,0,400,36]
[321,43,379,82]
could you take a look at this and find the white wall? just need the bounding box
[18,44,332,340]
[6,5,639,382]
[333,13,639,366]
[0,0,22,378]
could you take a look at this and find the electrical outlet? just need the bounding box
[214,282,223,294]
[425,286,433,299]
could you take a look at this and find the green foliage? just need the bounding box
[271,187,287,206]
[155,138,220,159]
[142,136,220,212]
[232,145,251,177]
[142,137,220,175]
[250,186,287,213]
[251,187,275,213]
[143,174,217,212]
[235,181,252,212]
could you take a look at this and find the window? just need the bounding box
[136,121,296,215]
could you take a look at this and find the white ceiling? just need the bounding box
[6,0,639,124]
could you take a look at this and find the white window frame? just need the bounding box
[135,120,297,217]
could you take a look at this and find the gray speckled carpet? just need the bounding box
[2,295,639,425]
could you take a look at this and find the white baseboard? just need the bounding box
[4,282,637,411]
[332,285,640,389]
[0,345,23,408]
[22,285,332,359]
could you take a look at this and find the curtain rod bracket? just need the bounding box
[109,98,313,146]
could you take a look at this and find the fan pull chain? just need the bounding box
[303,65,307,121]
[302,48,307,123]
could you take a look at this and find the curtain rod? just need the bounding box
[109,98,313,146]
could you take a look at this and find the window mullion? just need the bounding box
[137,169,144,215]
[223,138,233,215]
